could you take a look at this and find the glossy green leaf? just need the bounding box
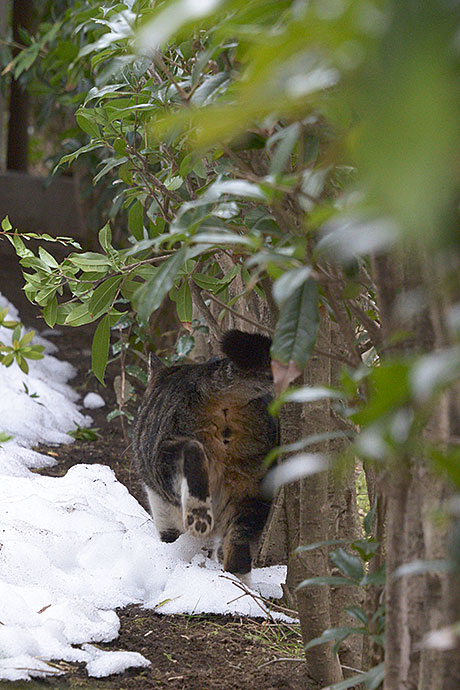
[64,303,94,327]
[304,626,360,651]
[295,539,348,553]
[269,122,301,177]
[68,252,111,272]
[92,314,111,385]
[330,548,364,582]
[271,277,319,388]
[270,385,343,415]
[429,446,460,489]
[392,559,451,580]
[172,280,193,324]
[363,499,378,536]
[128,200,144,241]
[352,538,380,563]
[272,267,312,307]
[344,605,369,626]
[352,362,410,427]
[326,663,385,690]
[76,110,101,139]
[297,575,355,590]
[88,275,123,319]
[135,248,188,324]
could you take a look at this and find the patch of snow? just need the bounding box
[83,644,151,677]
[83,392,106,409]
[0,292,292,682]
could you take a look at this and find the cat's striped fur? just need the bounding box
[133,331,278,579]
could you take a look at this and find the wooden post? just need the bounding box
[0,0,9,169]
[6,0,34,171]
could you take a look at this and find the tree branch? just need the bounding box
[204,290,273,335]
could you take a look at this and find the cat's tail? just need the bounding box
[221,330,272,370]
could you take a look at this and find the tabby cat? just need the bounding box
[133,330,278,580]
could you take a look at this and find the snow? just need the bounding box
[83,645,151,678]
[0,293,291,681]
[83,392,106,409]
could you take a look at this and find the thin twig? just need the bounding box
[348,300,382,347]
[220,575,299,620]
[204,291,273,336]
[323,283,362,367]
[313,346,356,368]
[257,657,305,670]
[341,664,365,674]
[154,54,189,103]
[188,280,222,343]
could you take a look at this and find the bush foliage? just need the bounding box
[3,1,460,686]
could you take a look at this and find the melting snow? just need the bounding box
[0,293,289,681]
[83,392,106,409]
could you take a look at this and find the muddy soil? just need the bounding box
[0,245,312,690]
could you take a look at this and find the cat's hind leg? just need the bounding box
[144,485,182,543]
[221,496,271,582]
[180,440,214,538]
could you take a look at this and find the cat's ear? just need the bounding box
[221,330,272,370]
[148,352,166,380]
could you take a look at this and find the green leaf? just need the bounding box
[125,364,148,385]
[38,246,59,268]
[392,559,451,580]
[352,362,410,426]
[35,285,59,307]
[269,122,301,176]
[179,153,193,177]
[57,141,105,168]
[265,431,353,467]
[297,575,355,590]
[344,605,369,626]
[68,252,111,272]
[12,325,21,342]
[272,267,312,307]
[171,280,193,324]
[135,248,188,325]
[270,385,343,415]
[1,216,12,231]
[429,446,460,489]
[330,548,364,582]
[76,110,101,139]
[164,175,183,191]
[363,498,378,536]
[99,223,113,252]
[128,200,144,241]
[295,539,349,553]
[22,347,44,360]
[352,538,380,562]
[92,314,111,385]
[192,230,255,247]
[271,277,319,389]
[304,626,359,651]
[19,330,36,347]
[93,155,128,184]
[64,303,93,327]
[192,158,207,179]
[88,275,123,320]
[360,565,386,586]
[1,353,14,367]
[192,274,220,292]
[8,233,34,259]
[325,663,385,690]
[0,431,13,445]
[16,354,29,374]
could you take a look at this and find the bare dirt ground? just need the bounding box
[0,244,312,690]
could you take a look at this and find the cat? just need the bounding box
[133,330,279,581]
